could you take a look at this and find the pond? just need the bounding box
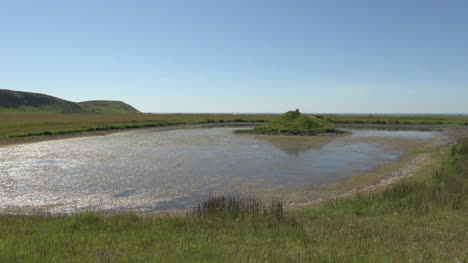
[0,127,437,214]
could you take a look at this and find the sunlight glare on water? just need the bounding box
[0,127,437,214]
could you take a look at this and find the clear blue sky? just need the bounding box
[1,0,467,113]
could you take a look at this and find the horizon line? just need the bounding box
[147,112,468,116]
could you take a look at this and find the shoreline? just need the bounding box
[334,123,447,130]
[288,125,468,209]
[288,153,433,209]
[0,122,264,147]
[0,122,457,147]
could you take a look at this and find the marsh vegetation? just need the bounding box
[1,112,466,141]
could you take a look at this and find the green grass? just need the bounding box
[253,110,337,134]
[0,139,466,262]
[0,113,273,140]
[323,114,468,125]
[0,113,467,141]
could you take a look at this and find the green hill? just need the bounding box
[0,89,83,113]
[253,110,338,134]
[79,101,140,114]
[0,89,140,114]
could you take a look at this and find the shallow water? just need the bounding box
[0,127,437,213]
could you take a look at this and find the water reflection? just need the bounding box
[252,134,336,156]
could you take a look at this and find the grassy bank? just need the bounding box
[0,113,273,140]
[2,113,466,141]
[323,114,468,125]
[0,139,466,262]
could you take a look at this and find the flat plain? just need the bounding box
[1,113,467,140]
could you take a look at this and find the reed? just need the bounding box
[189,195,283,219]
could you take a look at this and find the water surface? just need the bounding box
[0,127,436,213]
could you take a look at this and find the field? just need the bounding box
[0,113,274,139]
[0,138,466,262]
[324,114,468,125]
[1,113,467,140]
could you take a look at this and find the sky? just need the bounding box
[1,0,467,113]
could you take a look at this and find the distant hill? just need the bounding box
[0,89,83,113]
[0,89,140,114]
[79,101,140,114]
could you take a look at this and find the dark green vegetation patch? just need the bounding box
[253,110,338,134]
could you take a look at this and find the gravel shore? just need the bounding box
[429,125,468,148]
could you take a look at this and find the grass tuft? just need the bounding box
[190,195,284,220]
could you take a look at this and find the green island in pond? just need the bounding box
[251,109,340,135]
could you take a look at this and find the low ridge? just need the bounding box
[79,100,140,114]
[0,89,83,113]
